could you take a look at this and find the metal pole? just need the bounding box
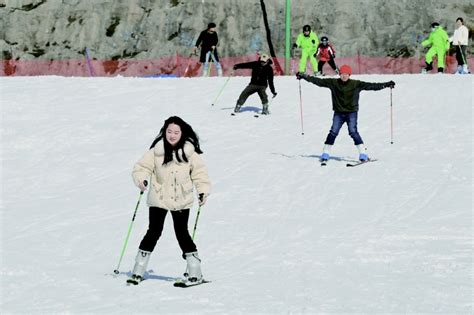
[285,0,291,75]
[113,181,147,274]
[299,80,304,135]
[390,88,394,144]
[211,72,233,106]
[191,206,202,240]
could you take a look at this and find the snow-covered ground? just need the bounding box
[1,74,472,314]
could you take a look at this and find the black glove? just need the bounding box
[311,39,315,44]
[330,54,335,59]
[233,65,238,70]
[292,43,297,49]
[313,53,317,58]
[386,80,395,88]
[296,72,303,80]
[198,193,207,206]
[272,92,277,98]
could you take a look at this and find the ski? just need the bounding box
[346,159,378,167]
[231,112,260,118]
[126,275,144,286]
[173,278,210,288]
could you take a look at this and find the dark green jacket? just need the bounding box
[302,74,388,113]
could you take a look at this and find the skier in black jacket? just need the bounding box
[193,22,223,76]
[232,54,277,115]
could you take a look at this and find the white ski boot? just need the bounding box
[234,104,242,113]
[184,251,203,282]
[217,66,223,77]
[462,64,469,74]
[126,249,151,285]
[202,63,209,77]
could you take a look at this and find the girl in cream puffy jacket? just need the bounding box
[127,116,211,286]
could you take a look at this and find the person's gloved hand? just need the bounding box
[272,92,277,98]
[138,180,148,192]
[233,65,238,70]
[292,43,297,49]
[311,39,316,44]
[296,72,304,80]
[198,193,207,206]
[386,80,395,88]
[330,54,335,59]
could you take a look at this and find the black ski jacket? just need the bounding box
[234,60,276,94]
[195,30,219,63]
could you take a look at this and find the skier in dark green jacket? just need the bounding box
[296,64,395,162]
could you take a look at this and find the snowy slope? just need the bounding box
[1,74,472,314]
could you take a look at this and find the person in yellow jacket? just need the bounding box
[421,22,450,73]
[293,25,319,74]
[127,116,211,286]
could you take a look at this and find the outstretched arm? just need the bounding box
[233,61,258,70]
[358,80,395,91]
[296,72,334,88]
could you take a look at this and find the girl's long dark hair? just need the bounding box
[149,116,203,165]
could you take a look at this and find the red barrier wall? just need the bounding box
[1,55,472,77]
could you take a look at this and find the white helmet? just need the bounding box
[260,53,270,62]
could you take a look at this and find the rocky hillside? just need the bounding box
[1,0,473,61]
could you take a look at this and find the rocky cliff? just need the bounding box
[1,0,473,62]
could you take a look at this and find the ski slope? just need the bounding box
[1,74,472,314]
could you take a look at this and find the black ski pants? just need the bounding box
[455,45,467,65]
[139,207,197,255]
[318,58,338,73]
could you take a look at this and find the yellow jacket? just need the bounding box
[296,31,319,54]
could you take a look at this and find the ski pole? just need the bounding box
[390,87,394,144]
[298,80,305,135]
[113,180,147,275]
[183,52,195,77]
[458,44,468,70]
[211,72,233,106]
[191,205,202,240]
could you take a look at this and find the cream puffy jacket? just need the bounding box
[132,141,211,210]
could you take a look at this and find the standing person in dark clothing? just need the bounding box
[296,65,395,162]
[193,22,223,77]
[232,53,277,115]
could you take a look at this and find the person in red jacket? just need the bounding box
[316,36,339,76]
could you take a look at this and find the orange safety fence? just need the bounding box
[1,55,472,77]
